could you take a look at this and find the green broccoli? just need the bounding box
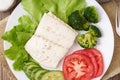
[89,25,102,37]
[77,32,97,48]
[77,25,102,48]
[68,10,89,31]
[84,6,99,23]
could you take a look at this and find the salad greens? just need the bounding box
[21,0,86,23]
[2,15,37,71]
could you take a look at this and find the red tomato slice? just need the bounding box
[84,48,104,77]
[63,53,94,80]
[74,50,98,78]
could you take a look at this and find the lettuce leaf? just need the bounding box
[2,15,37,71]
[13,49,29,71]
[22,0,86,23]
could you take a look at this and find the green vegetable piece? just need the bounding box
[84,6,99,23]
[77,32,97,48]
[34,70,48,80]
[68,10,89,30]
[4,45,19,60]
[22,60,46,80]
[30,68,41,80]
[41,71,64,80]
[89,25,102,37]
[17,15,37,33]
[13,50,29,71]
[24,64,40,78]
[2,28,18,45]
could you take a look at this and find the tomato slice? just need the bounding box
[86,48,104,77]
[74,50,98,78]
[63,53,94,80]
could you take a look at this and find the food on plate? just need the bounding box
[84,6,99,23]
[23,61,64,80]
[68,10,89,30]
[25,12,78,68]
[62,48,104,80]
[77,25,102,48]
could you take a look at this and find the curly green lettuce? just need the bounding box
[2,15,37,71]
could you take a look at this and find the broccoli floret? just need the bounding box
[68,10,89,31]
[77,32,97,48]
[84,6,99,23]
[89,25,102,37]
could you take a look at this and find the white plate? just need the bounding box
[4,0,114,80]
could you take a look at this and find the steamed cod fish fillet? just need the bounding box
[25,12,78,68]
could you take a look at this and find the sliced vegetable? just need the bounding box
[41,71,64,80]
[30,68,41,80]
[63,52,94,80]
[68,10,89,30]
[84,6,99,23]
[23,61,64,80]
[63,48,104,80]
[34,70,47,80]
[23,61,47,80]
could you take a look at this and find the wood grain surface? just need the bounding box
[0,0,120,80]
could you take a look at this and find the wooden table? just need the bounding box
[0,0,120,80]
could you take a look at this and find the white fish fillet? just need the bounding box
[35,12,78,49]
[25,35,68,68]
[25,12,78,68]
